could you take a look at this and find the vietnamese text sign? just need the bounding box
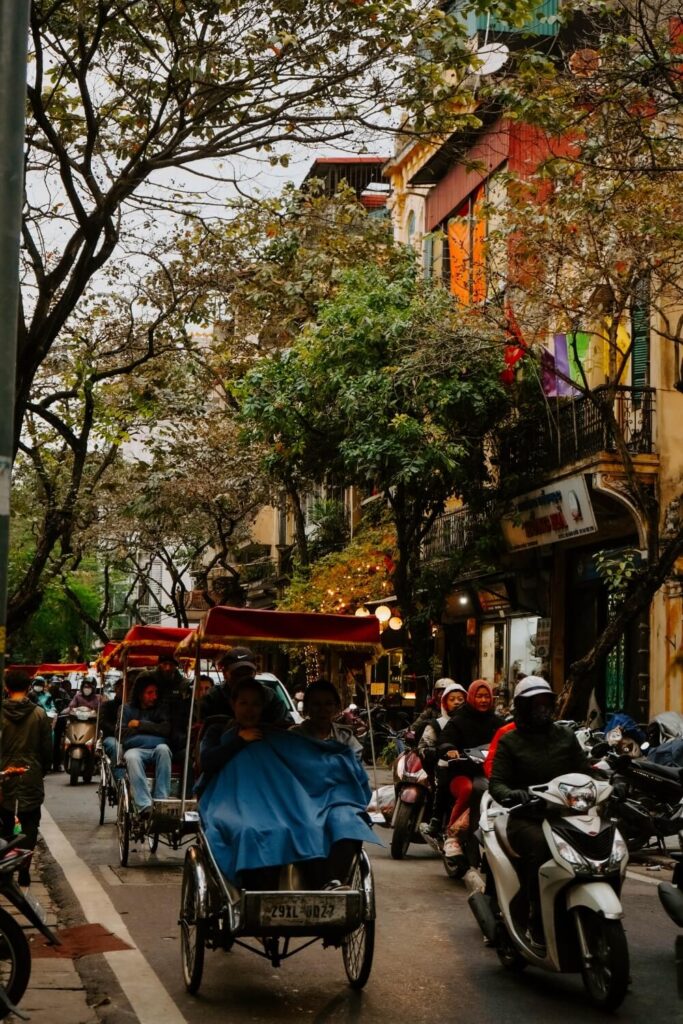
[502,475,597,551]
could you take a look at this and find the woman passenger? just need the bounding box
[292,680,362,761]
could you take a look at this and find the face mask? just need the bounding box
[82,688,93,697]
[528,705,554,730]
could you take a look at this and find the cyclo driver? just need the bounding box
[489,676,592,951]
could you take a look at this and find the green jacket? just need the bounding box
[489,723,591,806]
[1,699,53,811]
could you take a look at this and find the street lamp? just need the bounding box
[374,605,392,624]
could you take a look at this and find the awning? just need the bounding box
[175,606,381,659]
[100,625,195,669]
[5,663,89,678]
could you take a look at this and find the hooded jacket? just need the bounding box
[439,681,504,755]
[1,699,53,810]
[418,683,468,767]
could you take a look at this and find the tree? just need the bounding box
[241,255,512,674]
[78,409,268,629]
[474,0,683,714]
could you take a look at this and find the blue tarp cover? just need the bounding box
[199,730,380,882]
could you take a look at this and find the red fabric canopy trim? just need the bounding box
[194,606,381,652]
[6,663,88,677]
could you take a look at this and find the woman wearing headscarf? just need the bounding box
[437,680,505,859]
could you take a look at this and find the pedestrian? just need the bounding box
[0,672,53,886]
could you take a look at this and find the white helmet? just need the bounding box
[514,676,553,701]
[434,677,455,692]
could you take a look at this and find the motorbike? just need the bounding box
[390,742,432,859]
[63,707,98,785]
[467,772,630,1010]
[0,768,60,1018]
[657,846,683,998]
[419,747,487,880]
[601,750,683,852]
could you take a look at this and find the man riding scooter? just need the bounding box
[489,676,593,951]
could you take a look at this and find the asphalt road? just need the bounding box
[43,773,681,1023]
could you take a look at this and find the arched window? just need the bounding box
[406,210,416,249]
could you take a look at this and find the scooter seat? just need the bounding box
[493,814,519,860]
[633,759,683,785]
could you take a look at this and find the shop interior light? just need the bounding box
[388,616,403,630]
[375,605,392,623]
[458,595,469,606]
[355,606,370,617]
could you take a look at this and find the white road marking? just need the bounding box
[40,808,188,1024]
[626,869,664,887]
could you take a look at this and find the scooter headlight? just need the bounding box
[558,781,597,813]
[607,828,628,870]
[550,830,588,869]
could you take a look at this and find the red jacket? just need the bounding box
[483,722,516,778]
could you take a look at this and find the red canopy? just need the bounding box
[6,663,88,678]
[100,625,194,668]
[177,606,380,656]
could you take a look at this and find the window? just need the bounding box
[406,210,416,250]
[447,185,486,304]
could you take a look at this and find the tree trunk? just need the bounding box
[558,523,683,718]
[286,483,309,567]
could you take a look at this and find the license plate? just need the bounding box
[258,895,347,927]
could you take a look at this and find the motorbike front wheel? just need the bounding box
[577,909,629,1011]
[495,921,527,973]
[390,803,417,860]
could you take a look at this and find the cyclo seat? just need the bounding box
[633,759,683,785]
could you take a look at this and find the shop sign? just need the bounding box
[502,475,597,551]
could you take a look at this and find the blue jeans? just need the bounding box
[103,737,124,780]
[124,744,172,811]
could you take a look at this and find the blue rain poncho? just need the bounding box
[198,729,379,882]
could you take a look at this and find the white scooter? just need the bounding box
[467,773,631,1010]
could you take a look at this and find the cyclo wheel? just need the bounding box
[342,854,375,989]
[97,761,107,825]
[117,785,130,868]
[577,909,629,1011]
[0,904,32,1017]
[180,852,206,994]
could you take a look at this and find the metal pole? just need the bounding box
[0,4,30,680]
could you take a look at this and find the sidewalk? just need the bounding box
[2,847,99,1024]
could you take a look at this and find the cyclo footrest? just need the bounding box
[151,798,198,828]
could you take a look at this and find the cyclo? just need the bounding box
[99,625,200,863]
[173,605,381,993]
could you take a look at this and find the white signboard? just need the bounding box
[502,475,597,551]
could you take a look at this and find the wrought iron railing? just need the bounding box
[501,386,655,480]
[421,508,477,561]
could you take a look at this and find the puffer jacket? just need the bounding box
[1,699,53,810]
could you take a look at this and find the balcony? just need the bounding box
[421,507,478,561]
[501,386,656,482]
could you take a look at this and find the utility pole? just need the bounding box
[0,3,31,679]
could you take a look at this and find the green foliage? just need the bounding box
[307,498,350,562]
[8,570,100,664]
[594,548,643,603]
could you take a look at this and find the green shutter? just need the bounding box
[631,278,650,390]
[423,235,434,279]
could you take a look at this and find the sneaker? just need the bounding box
[323,880,352,892]
[443,837,463,859]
